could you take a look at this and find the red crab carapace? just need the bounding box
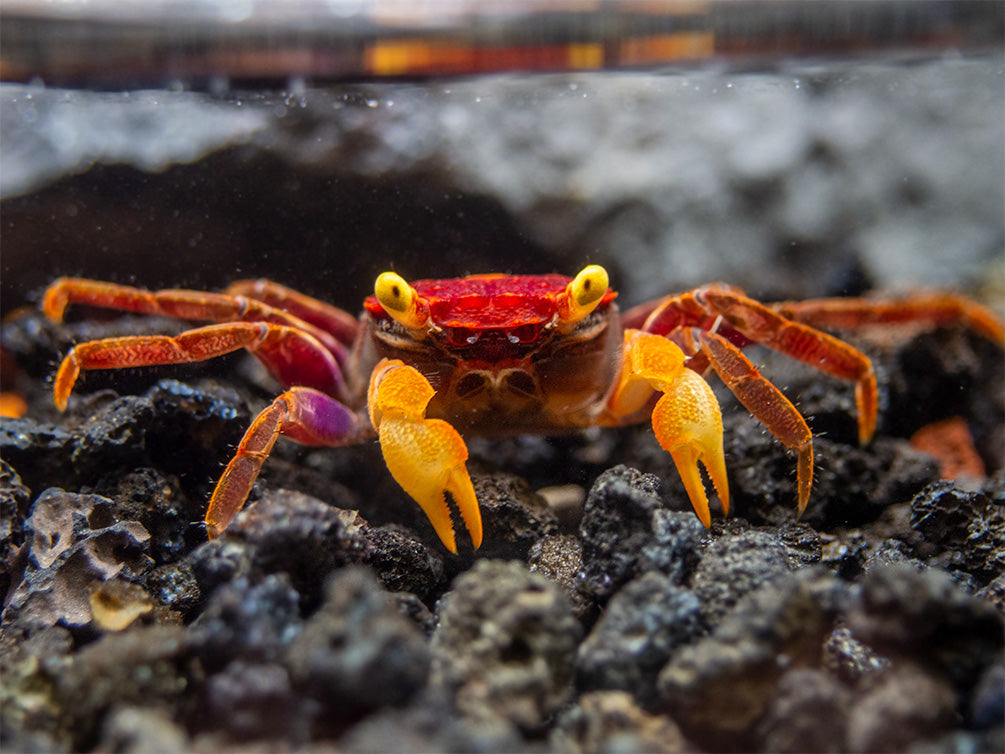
[41,267,1003,552]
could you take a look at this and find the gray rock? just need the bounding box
[552,690,693,754]
[3,489,152,634]
[430,559,580,731]
[658,568,849,750]
[575,572,702,702]
[845,563,1004,690]
[690,527,797,628]
[186,574,301,673]
[910,481,1005,584]
[285,566,430,735]
[846,664,958,753]
[579,465,705,601]
[756,668,853,753]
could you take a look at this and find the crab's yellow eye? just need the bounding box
[558,264,610,328]
[571,265,609,309]
[375,272,429,329]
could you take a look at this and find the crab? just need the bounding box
[41,267,1003,552]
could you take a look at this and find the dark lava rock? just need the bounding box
[186,574,301,673]
[579,465,705,601]
[145,560,201,617]
[976,573,1005,616]
[391,590,437,636]
[971,654,1005,730]
[846,663,958,753]
[885,328,1004,461]
[51,624,194,751]
[755,668,853,753]
[528,533,594,621]
[0,378,249,500]
[1,417,78,492]
[0,459,32,600]
[845,563,1004,691]
[90,467,201,566]
[729,415,940,528]
[222,488,369,608]
[910,481,1005,584]
[198,660,308,744]
[0,625,75,751]
[657,568,849,751]
[285,566,430,736]
[823,625,889,685]
[363,524,444,605]
[337,688,523,753]
[3,489,153,636]
[185,536,254,599]
[552,690,694,753]
[690,525,802,628]
[75,379,248,486]
[471,471,561,561]
[575,571,702,703]
[430,559,581,732]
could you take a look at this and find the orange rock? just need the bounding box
[910,416,985,479]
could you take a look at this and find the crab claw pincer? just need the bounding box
[368,360,482,553]
[614,331,730,527]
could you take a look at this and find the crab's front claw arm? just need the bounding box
[652,369,730,528]
[609,331,729,527]
[368,360,482,553]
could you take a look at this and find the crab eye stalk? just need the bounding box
[375,272,430,330]
[558,264,610,328]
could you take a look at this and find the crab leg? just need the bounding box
[206,387,368,538]
[771,293,1005,345]
[607,330,729,527]
[697,287,878,445]
[52,322,346,410]
[685,328,814,514]
[225,279,360,345]
[42,277,352,371]
[368,359,482,553]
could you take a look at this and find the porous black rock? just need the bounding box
[51,624,194,751]
[578,465,705,602]
[575,571,702,703]
[846,663,959,753]
[0,459,32,601]
[844,562,1004,692]
[186,573,302,673]
[0,378,248,505]
[198,660,308,744]
[657,568,849,750]
[690,525,807,628]
[910,481,1005,584]
[223,489,369,609]
[337,688,523,753]
[470,472,561,561]
[528,533,595,621]
[285,566,431,737]
[756,668,853,753]
[362,524,444,605]
[430,559,581,731]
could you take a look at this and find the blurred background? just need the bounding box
[2,0,1002,315]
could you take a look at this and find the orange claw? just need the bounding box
[611,331,729,527]
[368,359,482,553]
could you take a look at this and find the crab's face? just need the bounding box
[360,266,622,432]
